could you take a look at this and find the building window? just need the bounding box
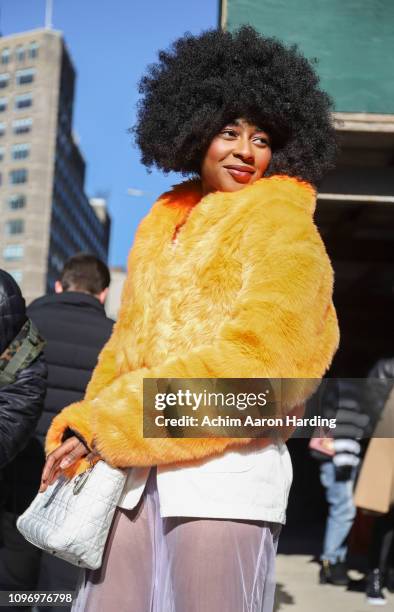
[3,244,24,261]
[15,68,35,85]
[0,73,9,89]
[7,194,26,210]
[13,118,32,135]
[9,270,23,284]
[0,97,7,112]
[0,147,4,161]
[9,169,28,184]
[5,219,24,235]
[1,48,10,65]
[16,46,25,62]
[15,93,32,110]
[0,122,5,137]
[12,143,30,160]
[28,42,39,59]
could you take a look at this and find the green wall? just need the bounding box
[223,0,394,113]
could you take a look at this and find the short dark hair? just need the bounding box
[59,253,110,295]
[134,26,337,185]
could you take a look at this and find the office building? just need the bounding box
[0,28,111,303]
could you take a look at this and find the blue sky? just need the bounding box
[2,0,218,266]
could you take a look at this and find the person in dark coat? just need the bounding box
[0,254,114,609]
[0,270,47,612]
[0,269,46,469]
[358,358,394,605]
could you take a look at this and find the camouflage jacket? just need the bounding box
[0,319,45,387]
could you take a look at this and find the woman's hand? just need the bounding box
[39,436,89,492]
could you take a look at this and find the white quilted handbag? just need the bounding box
[16,460,127,570]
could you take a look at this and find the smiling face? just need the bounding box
[200,118,272,194]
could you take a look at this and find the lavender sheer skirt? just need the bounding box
[73,469,281,612]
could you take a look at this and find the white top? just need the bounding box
[117,441,293,525]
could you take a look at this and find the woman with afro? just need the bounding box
[41,26,339,611]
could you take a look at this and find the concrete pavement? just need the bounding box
[275,554,394,612]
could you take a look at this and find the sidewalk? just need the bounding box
[275,554,394,612]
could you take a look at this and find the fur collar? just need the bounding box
[158,174,316,216]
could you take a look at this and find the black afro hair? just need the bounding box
[134,26,337,185]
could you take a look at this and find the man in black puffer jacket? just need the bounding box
[28,254,114,447]
[0,254,114,608]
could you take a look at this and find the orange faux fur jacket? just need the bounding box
[46,175,339,474]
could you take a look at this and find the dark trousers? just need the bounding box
[369,508,394,572]
[0,511,80,611]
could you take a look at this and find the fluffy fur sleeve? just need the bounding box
[46,194,339,470]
